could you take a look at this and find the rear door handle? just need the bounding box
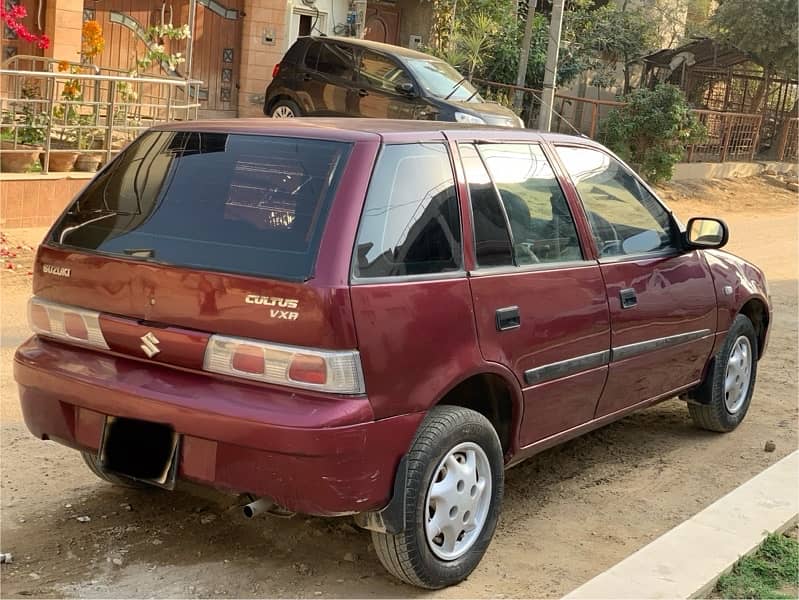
[301,73,312,81]
[358,88,369,97]
[619,288,638,309]
[495,306,521,331]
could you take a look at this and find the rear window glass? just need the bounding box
[51,131,351,281]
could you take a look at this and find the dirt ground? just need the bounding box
[0,175,797,599]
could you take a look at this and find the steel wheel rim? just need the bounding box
[272,105,295,118]
[724,336,753,414]
[424,441,492,561]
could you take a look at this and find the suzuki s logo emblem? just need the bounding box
[140,332,161,358]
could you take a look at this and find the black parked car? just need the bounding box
[263,36,524,128]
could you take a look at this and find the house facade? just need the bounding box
[3,0,373,117]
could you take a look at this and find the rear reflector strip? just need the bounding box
[28,297,109,350]
[204,335,365,395]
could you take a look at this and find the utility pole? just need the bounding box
[513,0,537,113]
[537,0,565,132]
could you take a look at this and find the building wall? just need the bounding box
[237,0,349,117]
[395,0,431,48]
[44,0,83,62]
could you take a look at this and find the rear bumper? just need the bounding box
[14,336,423,516]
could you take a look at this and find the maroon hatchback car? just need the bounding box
[15,119,770,588]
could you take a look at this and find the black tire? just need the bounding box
[81,451,149,489]
[687,314,758,432]
[371,406,504,589]
[269,99,301,118]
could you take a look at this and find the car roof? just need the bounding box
[300,35,438,61]
[155,118,591,145]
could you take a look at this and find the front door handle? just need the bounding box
[619,288,638,309]
[358,88,369,97]
[496,306,521,331]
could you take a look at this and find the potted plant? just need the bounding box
[0,109,47,173]
[74,128,103,172]
[41,63,83,172]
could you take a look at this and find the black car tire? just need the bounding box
[81,451,149,489]
[687,314,758,432]
[270,99,302,118]
[371,405,504,589]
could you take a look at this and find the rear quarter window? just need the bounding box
[353,143,461,279]
[52,131,351,281]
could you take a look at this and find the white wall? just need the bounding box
[283,0,351,51]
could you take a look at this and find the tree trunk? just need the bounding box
[749,66,772,113]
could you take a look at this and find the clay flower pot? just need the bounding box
[40,150,79,172]
[0,141,42,173]
[74,153,103,172]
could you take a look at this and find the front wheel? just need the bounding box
[687,314,758,432]
[371,406,504,589]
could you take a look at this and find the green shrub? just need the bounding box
[599,84,706,184]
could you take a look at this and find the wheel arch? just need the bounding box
[431,367,523,459]
[738,296,769,359]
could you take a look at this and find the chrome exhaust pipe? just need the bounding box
[242,497,273,519]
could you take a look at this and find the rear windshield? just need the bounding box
[51,131,351,280]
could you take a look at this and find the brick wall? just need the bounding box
[237,0,288,117]
[44,0,83,62]
[0,177,90,229]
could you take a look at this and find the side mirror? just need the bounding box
[685,217,729,249]
[395,82,416,96]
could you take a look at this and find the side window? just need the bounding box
[557,146,676,258]
[459,144,513,267]
[303,41,321,70]
[353,144,461,279]
[316,43,355,79]
[478,143,583,264]
[357,50,412,92]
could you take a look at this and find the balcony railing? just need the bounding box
[1,63,201,173]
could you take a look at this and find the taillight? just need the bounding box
[204,335,365,394]
[289,354,327,385]
[272,63,281,78]
[28,297,109,349]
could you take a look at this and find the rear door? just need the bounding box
[301,40,358,116]
[459,142,611,447]
[354,49,424,119]
[555,144,716,417]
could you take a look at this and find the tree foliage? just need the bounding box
[711,0,799,77]
[427,1,659,92]
[600,84,706,183]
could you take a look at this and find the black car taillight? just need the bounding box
[272,63,280,78]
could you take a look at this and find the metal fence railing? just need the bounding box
[777,117,799,162]
[474,79,766,164]
[0,66,201,173]
[685,110,763,163]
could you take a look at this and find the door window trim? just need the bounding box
[458,141,592,272]
[467,259,598,278]
[552,142,684,264]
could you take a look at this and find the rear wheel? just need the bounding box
[371,406,504,589]
[270,99,301,118]
[687,314,758,432]
[81,451,149,489]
